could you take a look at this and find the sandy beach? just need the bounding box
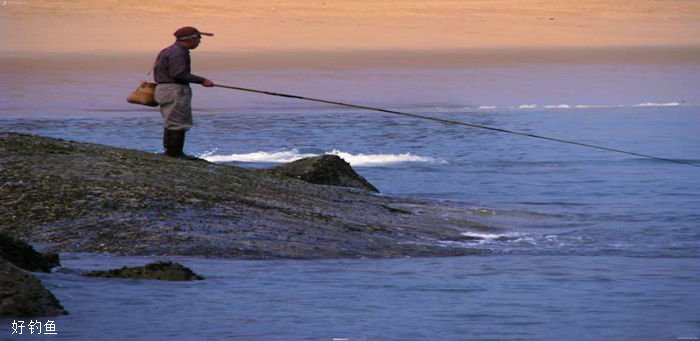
[1,1,699,112]
[1,0,699,64]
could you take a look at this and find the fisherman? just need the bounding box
[154,26,215,159]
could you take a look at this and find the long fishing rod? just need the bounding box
[214,84,699,168]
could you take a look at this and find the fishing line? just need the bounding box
[214,84,699,168]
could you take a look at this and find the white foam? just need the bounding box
[459,231,561,246]
[544,104,571,109]
[461,232,525,241]
[201,149,445,167]
[328,150,445,166]
[491,102,684,111]
[633,102,681,107]
[518,104,538,109]
[203,150,316,163]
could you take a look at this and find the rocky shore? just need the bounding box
[83,261,204,281]
[0,132,494,259]
[0,233,67,317]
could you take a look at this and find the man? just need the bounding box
[154,26,215,159]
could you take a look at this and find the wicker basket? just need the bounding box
[127,82,159,107]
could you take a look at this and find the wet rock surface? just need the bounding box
[0,233,66,317]
[83,261,204,281]
[270,154,379,192]
[0,132,495,259]
[0,260,68,317]
[0,232,60,272]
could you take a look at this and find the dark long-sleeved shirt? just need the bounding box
[153,44,206,85]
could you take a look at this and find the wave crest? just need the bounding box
[201,149,445,167]
[474,102,682,111]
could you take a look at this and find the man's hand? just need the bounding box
[202,79,215,87]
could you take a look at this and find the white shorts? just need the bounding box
[155,83,193,131]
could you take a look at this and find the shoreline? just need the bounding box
[2,46,699,74]
[0,132,492,259]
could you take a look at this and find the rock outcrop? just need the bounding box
[0,260,67,317]
[270,154,379,192]
[0,233,66,317]
[0,233,60,272]
[0,132,496,259]
[83,261,204,281]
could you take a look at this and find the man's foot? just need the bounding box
[175,154,206,161]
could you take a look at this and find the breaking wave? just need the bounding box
[201,149,446,167]
[474,102,682,111]
[438,231,569,251]
[632,102,681,107]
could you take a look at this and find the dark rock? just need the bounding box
[0,232,60,272]
[271,155,379,192]
[0,132,489,259]
[0,260,68,317]
[83,261,204,281]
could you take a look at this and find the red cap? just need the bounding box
[173,26,214,40]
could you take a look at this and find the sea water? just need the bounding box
[1,62,699,340]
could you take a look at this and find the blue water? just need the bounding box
[25,254,700,340]
[2,64,700,340]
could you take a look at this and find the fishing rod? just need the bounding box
[214,84,699,168]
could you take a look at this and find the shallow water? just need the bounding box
[2,63,699,339]
[12,254,700,340]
